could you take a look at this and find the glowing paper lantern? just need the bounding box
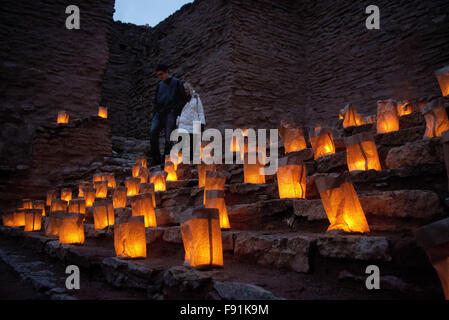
[149,171,167,192]
[125,177,141,196]
[342,104,365,128]
[23,199,33,209]
[435,65,449,97]
[205,190,230,229]
[204,171,227,204]
[44,211,65,236]
[94,181,108,198]
[277,152,306,199]
[315,174,370,233]
[93,199,114,229]
[32,200,45,216]
[113,186,127,208]
[46,190,57,207]
[24,209,42,232]
[2,212,15,227]
[397,100,412,117]
[114,215,147,259]
[344,132,381,172]
[165,155,179,171]
[181,208,223,269]
[164,161,177,181]
[310,127,336,160]
[136,157,147,168]
[93,173,106,183]
[61,188,72,202]
[278,121,307,153]
[198,163,216,188]
[98,106,108,119]
[423,98,449,138]
[243,152,265,184]
[82,187,96,207]
[59,213,85,244]
[139,183,156,207]
[13,209,25,227]
[68,198,86,214]
[57,111,69,124]
[131,193,157,228]
[105,173,116,188]
[132,164,142,178]
[78,181,91,198]
[138,167,149,184]
[50,199,67,213]
[377,100,399,134]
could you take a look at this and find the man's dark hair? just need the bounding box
[155,63,168,72]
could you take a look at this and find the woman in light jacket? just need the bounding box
[177,82,206,161]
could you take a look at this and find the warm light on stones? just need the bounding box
[310,127,336,160]
[61,188,72,202]
[98,106,108,119]
[423,98,449,138]
[24,209,42,232]
[125,177,141,196]
[46,190,57,207]
[57,111,69,124]
[181,208,223,269]
[94,181,108,198]
[278,120,307,153]
[316,174,370,233]
[165,155,179,171]
[397,100,412,117]
[243,152,265,184]
[113,186,127,208]
[93,199,114,230]
[198,163,216,188]
[136,157,147,168]
[131,193,157,228]
[164,161,178,181]
[50,199,68,213]
[344,132,381,172]
[277,152,306,199]
[204,171,227,204]
[377,99,399,134]
[114,215,147,259]
[205,190,230,229]
[435,65,449,97]
[59,213,85,244]
[68,198,86,214]
[365,115,376,124]
[149,171,167,192]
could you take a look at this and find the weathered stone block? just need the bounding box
[385,138,443,169]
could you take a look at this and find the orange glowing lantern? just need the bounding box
[94,181,108,198]
[277,152,306,199]
[204,171,227,204]
[315,174,370,233]
[113,186,128,208]
[344,132,381,172]
[164,161,178,181]
[180,208,223,269]
[50,199,68,213]
[114,215,147,259]
[78,181,91,198]
[342,104,365,128]
[59,213,85,244]
[435,65,449,97]
[138,167,149,184]
[136,157,147,168]
[105,173,116,188]
[2,212,15,227]
[125,177,141,196]
[32,200,45,216]
[198,163,216,188]
[149,171,167,192]
[310,127,336,160]
[93,199,115,229]
[423,98,449,138]
[205,190,230,229]
[13,209,25,227]
[139,183,156,207]
[44,211,65,236]
[24,209,42,232]
[61,188,72,202]
[57,111,69,124]
[397,100,413,117]
[377,99,399,134]
[82,187,96,207]
[132,164,142,178]
[46,190,57,207]
[23,199,33,209]
[165,155,179,171]
[98,106,108,119]
[131,193,157,228]
[278,121,307,153]
[243,152,265,184]
[93,173,106,183]
[68,198,86,214]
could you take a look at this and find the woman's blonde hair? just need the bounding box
[184,82,199,98]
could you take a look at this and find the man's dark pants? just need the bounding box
[149,111,177,165]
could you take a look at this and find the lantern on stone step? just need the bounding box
[310,127,336,160]
[105,173,116,188]
[23,199,33,209]
[164,161,177,181]
[377,99,399,134]
[136,157,147,168]
[94,181,108,198]
[277,151,306,199]
[243,152,265,184]
[24,209,42,232]
[138,167,149,183]
[342,104,364,128]
[365,115,376,124]
[205,190,230,229]
[32,200,45,216]
[139,183,156,207]
[59,213,85,244]
[204,171,227,204]
[68,198,86,214]
[165,155,179,171]
[57,111,69,124]
[278,120,307,153]
[50,199,67,213]
[83,187,96,207]
[125,177,141,196]
[46,190,57,207]
[13,209,25,227]
[113,186,127,208]
[93,199,114,229]
[44,211,65,236]
[132,164,142,178]
[93,173,106,183]
[198,163,216,188]
[131,193,157,228]
[61,188,72,202]
[344,132,381,172]
[397,100,412,117]
[149,171,167,192]
[114,214,147,259]
[315,174,370,233]
[98,106,108,119]
[78,181,91,198]
[435,65,449,97]
[2,212,14,227]
[181,208,223,269]
[423,98,449,138]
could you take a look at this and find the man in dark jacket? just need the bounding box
[149,64,188,165]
